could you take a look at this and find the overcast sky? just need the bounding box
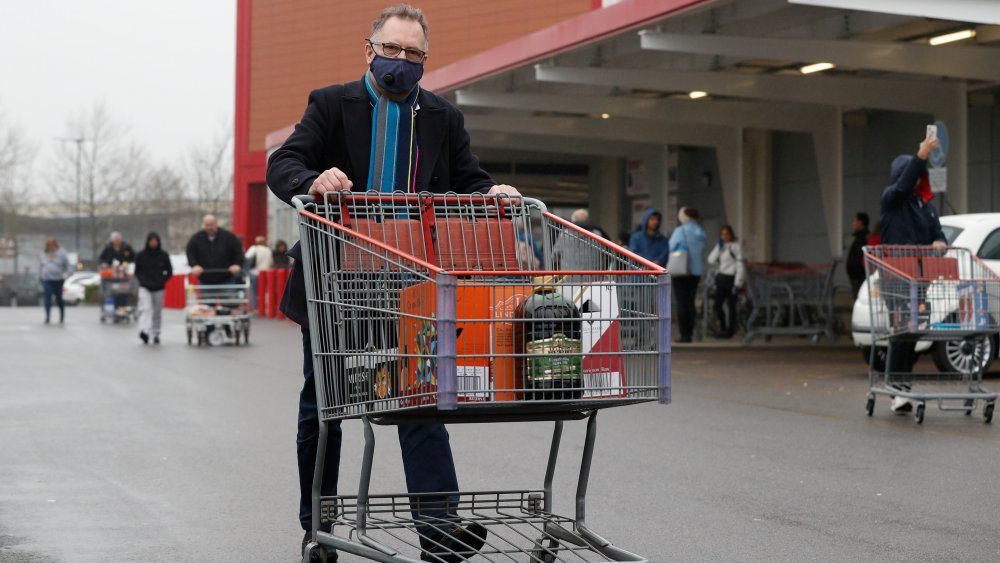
[0,0,236,168]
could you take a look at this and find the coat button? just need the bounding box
[292,178,300,186]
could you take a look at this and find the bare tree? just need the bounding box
[185,123,233,217]
[0,110,36,222]
[51,103,148,258]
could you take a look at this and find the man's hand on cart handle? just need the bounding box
[932,240,947,251]
[191,265,204,278]
[228,265,242,276]
[488,184,520,196]
[309,167,353,195]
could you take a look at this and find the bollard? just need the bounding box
[275,270,287,320]
[257,269,269,317]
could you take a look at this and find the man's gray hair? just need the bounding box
[110,231,122,241]
[571,209,589,224]
[371,4,429,50]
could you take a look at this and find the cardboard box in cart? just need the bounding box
[958,281,990,330]
[399,281,534,404]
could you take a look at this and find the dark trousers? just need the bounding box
[42,280,65,321]
[297,327,459,546]
[673,275,700,341]
[713,273,737,336]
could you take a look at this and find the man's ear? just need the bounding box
[364,44,375,65]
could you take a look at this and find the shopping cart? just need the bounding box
[294,191,670,562]
[741,261,838,346]
[863,245,998,423]
[184,270,251,346]
[99,265,136,324]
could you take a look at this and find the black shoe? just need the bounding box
[139,332,149,344]
[153,336,160,344]
[302,531,338,562]
[421,522,488,562]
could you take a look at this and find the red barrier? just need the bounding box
[164,274,187,309]
[257,270,268,315]
[266,269,279,318]
[275,270,287,320]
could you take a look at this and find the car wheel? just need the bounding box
[861,346,887,372]
[932,337,993,375]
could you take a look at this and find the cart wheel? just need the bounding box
[301,541,327,563]
[208,330,224,347]
[244,329,250,344]
[100,316,106,324]
[741,336,753,347]
[810,334,820,347]
[866,397,875,417]
[985,402,994,424]
[197,332,204,346]
[964,398,975,416]
[529,538,558,563]
[915,403,925,424]
[187,330,192,345]
[235,331,241,346]
[764,335,772,343]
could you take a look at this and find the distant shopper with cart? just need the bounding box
[99,231,135,310]
[134,232,173,344]
[707,224,744,339]
[668,207,706,343]
[244,235,273,312]
[879,131,946,413]
[185,214,243,285]
[266,4,519,560]
[39,237,72,324]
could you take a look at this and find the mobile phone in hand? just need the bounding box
[926,124,938,141]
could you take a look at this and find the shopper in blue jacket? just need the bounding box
[628,208,669,265]
[668,207,706,343]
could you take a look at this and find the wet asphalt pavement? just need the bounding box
[1,306,998,562]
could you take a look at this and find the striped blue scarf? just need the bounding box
[364,73,420,193]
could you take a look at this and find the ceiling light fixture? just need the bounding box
[600,113,611,119]
[929,29,976,46]
[800,62,835,74]
[688,91,708,99]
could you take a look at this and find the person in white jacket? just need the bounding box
[244,236,273,312]
[706,225,745,338]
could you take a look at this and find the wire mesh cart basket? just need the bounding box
[863,245,998,424]
[184,271,251,346]
[741,261,838,346]
[98,266,137,323]
[294,192,670,562]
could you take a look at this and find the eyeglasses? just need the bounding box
[367,40,427,63]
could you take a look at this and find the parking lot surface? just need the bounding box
[1,307,998,562]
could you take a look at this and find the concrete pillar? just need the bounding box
[588,157,625,237]
[742,130,773,262]
[716,127,745,239]
[812,108,844,258]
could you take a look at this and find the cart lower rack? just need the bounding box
[295,192,670,562]
[863,245,997,423]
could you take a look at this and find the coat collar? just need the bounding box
[341,78,446,192]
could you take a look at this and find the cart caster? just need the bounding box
[235,331,241,346]
[186,330,192,345]
[301,541,331,563]
[964,398,975,416]
[208,330,224,347]
[915,403,925,424]
[243,329,249,344]
[985,402,994,424]
[197,332,205,346]
[810,334,820,347]
[865,396,875,417]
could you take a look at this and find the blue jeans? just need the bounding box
[297,326,460,546]
[42,280,65,321]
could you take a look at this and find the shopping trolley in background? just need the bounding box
[184,270,251,346]
[294,191,670,563]
[741,260,838,346]
[863,245,998,423]
[99,265,136,323]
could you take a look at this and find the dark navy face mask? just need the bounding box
[370,54,424,95]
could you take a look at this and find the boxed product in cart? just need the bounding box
[557,281,625,398]
[958,280,990,330]
[399,281,535,404]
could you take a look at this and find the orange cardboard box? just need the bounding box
[399,281,534,403]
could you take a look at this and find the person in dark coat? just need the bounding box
[266,5,519,560]
[272,239,291,269]
[134,232,173,344]
[880,131,945,414]
[185,214,243,285]
[846,212,870,299]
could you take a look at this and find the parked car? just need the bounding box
[62,271,100,305]
[852,213,1000,373]
[0,273,43,307]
